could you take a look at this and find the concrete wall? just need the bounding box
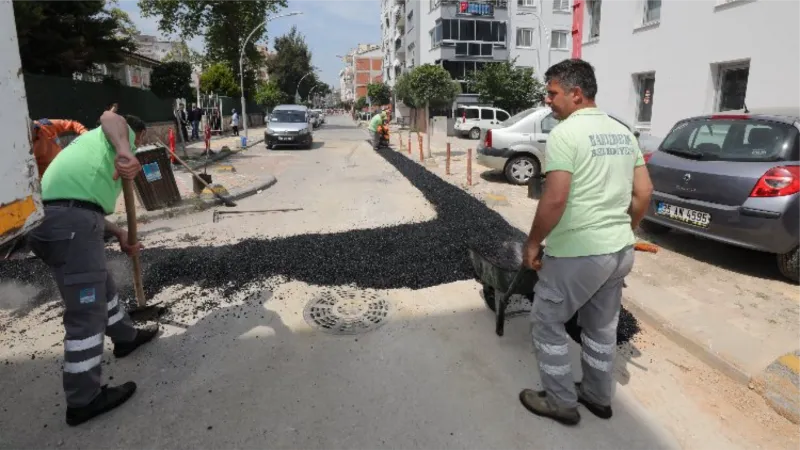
[580,0,800,137]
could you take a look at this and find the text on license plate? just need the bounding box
[656,202,711,227]
[279,136,293,141]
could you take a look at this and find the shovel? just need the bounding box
[155,139,237,207]
[122,179,168,321]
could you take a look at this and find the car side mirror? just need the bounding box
[634,131,641,138]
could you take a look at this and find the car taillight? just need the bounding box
[484,129,492,148]
[749,166,800,197]
[643,152,653,164]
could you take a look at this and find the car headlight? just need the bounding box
[266,128,275,135]
[299,128,309,134]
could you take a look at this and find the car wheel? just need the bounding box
[640,220,671,235]
[469,127,481,140]
[504,155,538,185]
[266,143,273,150]
[777,247,799,282]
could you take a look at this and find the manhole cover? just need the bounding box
[303,288,390,335]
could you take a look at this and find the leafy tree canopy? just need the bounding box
[264,26,315,104]
[199,63,240,97]
[150,61,193,100]
[467,60,544,113]
[394,73,417,109]
[367,82,392,106]
[254,80,286,110]
[163,40,204,65]
[354,97,368,111]
[139,0,287,99]
[407,64,460,109]
[14,0,137,76]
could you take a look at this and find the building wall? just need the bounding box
[508,0,573,77]
[580,0,800,137]
[354,48,383,102]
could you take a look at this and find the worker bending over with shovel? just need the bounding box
[519,59,653,426]
[27,111,159,427]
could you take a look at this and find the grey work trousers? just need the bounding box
[370,130,381,150]
[28,205,137,408]
[530,245,634,409]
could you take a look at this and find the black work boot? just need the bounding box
[519,389,581,426]
[113,324,159,358]
[66,382,137,426]
[575,382,613,419]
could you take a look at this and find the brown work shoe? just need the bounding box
[519,389,581,426]
[575,382,613,419]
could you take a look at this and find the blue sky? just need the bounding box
[118,0,381,87]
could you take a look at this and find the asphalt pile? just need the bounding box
[0,144,641,344]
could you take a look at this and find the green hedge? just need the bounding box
[24,73,176,126]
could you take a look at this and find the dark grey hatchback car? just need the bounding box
[641,108,800,282]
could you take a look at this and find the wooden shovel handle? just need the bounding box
[122,179,146,307]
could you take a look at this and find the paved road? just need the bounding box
[0,116,686,448]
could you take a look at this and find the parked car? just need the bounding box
[454,105,511,140]
[641,108,799,282]
[265,104,313,150]
[312,109,326,124]
[475,107,661,185]
[309,111,321,128]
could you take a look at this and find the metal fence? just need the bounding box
[23,73,176,127]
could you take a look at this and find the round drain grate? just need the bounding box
[303,288,391,335]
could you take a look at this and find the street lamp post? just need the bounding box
[295,71,317,104]
[516,11,549,80]
[239,11,302,145]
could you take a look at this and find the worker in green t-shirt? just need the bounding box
[27,112,159,427]
[368,110,387,150]
[518,59,653,426]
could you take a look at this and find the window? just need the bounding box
[643,0,661,23]
[440,19,506,43]
[460,19,475,40]
[587,0,602,39]
[553,0,570,11]
[661,119,794,162]
[496,111,510,121]
[551,30,568,49]
[516,28,534,47]
[518,0,536,6]
[481,109,495,120]
[455,42,468,55]
[476,20,492,41]
[541,114,560,133]
[716,62,749,112]
[635,73,655,123]
[443,60,488,80]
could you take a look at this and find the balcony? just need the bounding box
[441,0,507,7]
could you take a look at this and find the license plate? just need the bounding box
[279,136,292,141]
[656,202,711,228]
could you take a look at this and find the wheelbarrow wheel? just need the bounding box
[482,284,496,312]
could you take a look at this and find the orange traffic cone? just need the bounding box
[168,128,177,164]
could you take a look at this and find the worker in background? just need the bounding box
[368,109,387,150]
[519,59,653,426]
[31,118,88,178]
[27,111,160,427]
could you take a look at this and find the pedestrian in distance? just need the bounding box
[518,59,653,426]
[231,108,240,136]
[190,104,203,141]
[27,111,161,427]
[175,103,189,142]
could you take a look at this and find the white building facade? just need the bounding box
[579,0,800,138]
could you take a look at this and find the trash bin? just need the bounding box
[240,136,247,148]
[528,175,545,200]
[133,145,182,211]
[446,117,456,137]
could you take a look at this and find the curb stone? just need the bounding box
[751,351,800,424]
[187,137,265,171]
[113,174,277,226]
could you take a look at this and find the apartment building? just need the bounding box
[575,0,800,137]
[381,0,573,107]
[339,44,384,103]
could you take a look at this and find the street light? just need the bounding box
[239,11,302,144]
[516,11,550,80]
[295,69,318,104]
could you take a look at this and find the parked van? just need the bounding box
[454,105,511,140]
[265,105,314,150]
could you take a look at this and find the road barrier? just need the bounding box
[418,134,424,162]
[407,137,411,155]
[467,148,473,186]
[446,143,451,175]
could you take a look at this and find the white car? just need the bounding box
[454,105,511,140]
[476,107,663,185]
[311,109,326,124]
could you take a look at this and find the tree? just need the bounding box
[200,63,240,97]
[264,27,315,104]
[367,82,391,106]
[354,97,368,111]
[467,60,545,113]
[405,64,460,156]
[394,73,417,109]
[254,80,286,111]
[139,0,287,98]
[150,61,193,100]
[108,0,139,42]
[14,0,137,76]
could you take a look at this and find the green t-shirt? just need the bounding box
[543,108,645,258]
[368,114,384,131]
[41,126,136,215]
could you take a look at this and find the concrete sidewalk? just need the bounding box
[386,128,800,424]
